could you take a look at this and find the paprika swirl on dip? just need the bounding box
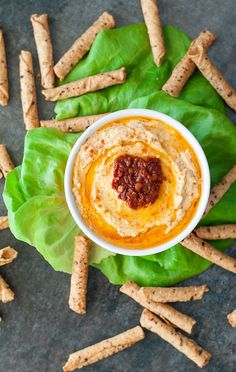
[65,109,210,255]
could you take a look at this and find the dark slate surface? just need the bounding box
[0,0,235,371]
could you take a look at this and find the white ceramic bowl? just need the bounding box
[65,109,210,256]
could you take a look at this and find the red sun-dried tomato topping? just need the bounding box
[112,154,164,209]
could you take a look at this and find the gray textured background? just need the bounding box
[0,0,235,371]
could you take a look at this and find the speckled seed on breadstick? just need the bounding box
[162,30,216,97]
[0,29,9,106]
[69,235,89,315]
[140,309,211,368]
[40,113,108,132]
[227,309,236,328]
[195,224,236,240]
[0,275,14,303]
[182,233,236,274]
[0,247,18,266]
[31,13,55,89]
[54,12,115,81]
[19,50,39,129]
[63,326,144,371]
[120,281,196,334]
[204,165,236,216]
[140,0,165,66]
[0,144,14,178]
[0,216,9,230]
[42,67,126,101]
[140,285,209,303]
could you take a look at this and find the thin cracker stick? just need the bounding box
[189,49,236,111]
[19,50,39,129]
[141,0,165,66]
[204,165,236,216]
[31,13,55,89]
[195,224,236,240]
[63,326,144,371]
[182,233,236,274]
[54,12,115,80]
[0,246,18,266]
[120,281,196,334]
[0,216,9,230]
[68,235,89,314]
[42,66,126,101]
[0,29,9,106]
[140,285,209,303]
[162,30,216,96]
[140,309,211,368]
[0,275,14,303]
[40,113,108,132]
[0,144,14,178]
[227,309,236,328]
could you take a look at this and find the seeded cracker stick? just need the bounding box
[120,281,196,334]
[162,30,216,97]
[140,309,211,368]
[31,14,55,89]
[42,66,126,101]
[0,29,9,106]
[0,275,14,303]
[204,165,236,216]
[19,51,39,129]
[40,113,108,132]
[0,144,14,178]
[54,12,115,81]
[69,235,89,314]
[140,0,165,66]
[0,216,9,230]
[140,285,209,303]
[63,326,144,371]
[195,224,236,240]
[227,309,236,328]
[0,247,18,266]
[182,233,236,274]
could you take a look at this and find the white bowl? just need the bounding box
[64,109,210,256]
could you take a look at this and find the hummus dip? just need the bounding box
[72,117,201,249]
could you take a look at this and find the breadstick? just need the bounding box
[140,309,211,368]
[0,246,18,266]
[0,275,14,303]
[140,285,208,303]
[227,309,236,328]
[140,0,165,66]
[182,233,236,273]
[0,144,14,178]
[54,12,115,80]
[63,326,144,371]
[42,67,126,101]
[162,30,216,96]
[0,29,9,106]
[120,281,196,334]
[68,235,89,315]
[19,50,39,129]
[0,216,9,230]
[40,113,108,132]
[195,224,236,240]
[31,13,55,88]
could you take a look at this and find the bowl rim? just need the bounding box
[64,108,210,256]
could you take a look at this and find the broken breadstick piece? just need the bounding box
[140,285,209,303]
[141,0,165,66]
[162,30,216,96]
[40,113,108,132]
[120,281,196,334]
[0,144,14,178]
[69,235,89,315]
[140,309,211,368]
[204,165,236,216]
[54,12,115,81]
[0,247,18,266]
[195,224,236,240]
[181,233,236,274]
[0,29,9,106]
[31,13,55,89]
[42,66,126,101]
[227,309,236,328]
[0,275,14,303]
[0,216,9,230]
[63,326,144,371]
[19,50,39,129]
